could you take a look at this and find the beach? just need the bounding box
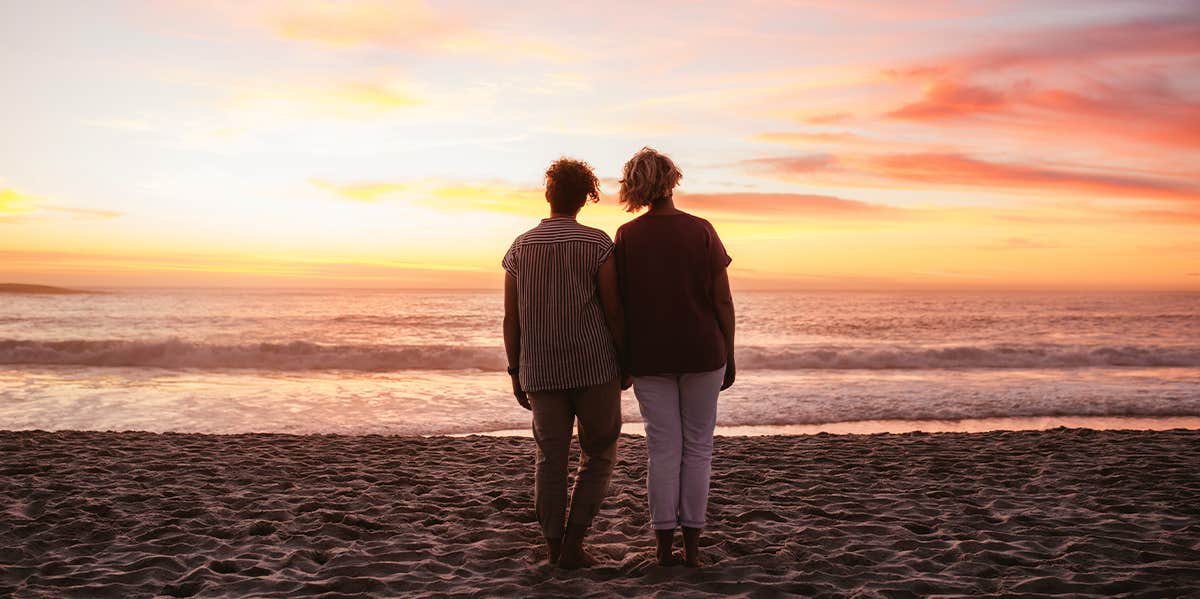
[3,428,1198,598]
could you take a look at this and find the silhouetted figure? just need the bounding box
[502,158,626,569]
[615,147,736,567]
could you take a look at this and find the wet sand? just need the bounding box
[2,428,1198,597]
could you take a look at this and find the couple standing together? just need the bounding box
[502,147,735,569]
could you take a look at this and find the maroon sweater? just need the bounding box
[615,211,731,376]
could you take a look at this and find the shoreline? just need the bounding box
[3,428,1198,597]
[5,415,1199,440]
[463,414,1200,438]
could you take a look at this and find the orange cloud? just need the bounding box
[740,154,837,175]
[804,112,854,124]
[676,192,905,221]
[887,80,1007,120]
[877,13,1200,149]
[0,249,495,288]
[978,237,1062,250]
[867,153,1200,202]
[269,1,457,48]
[1115,208,1200,224]
[741,151,1199,203]
[1023,84,1200,149]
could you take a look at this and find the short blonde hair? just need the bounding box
[618,147,681,213]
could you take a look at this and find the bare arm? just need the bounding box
[503,273,529,409]
[596,254,627,362]
[713,267,736,390]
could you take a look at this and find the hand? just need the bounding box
[721,357,735,391]
[511,374,530,410]
[620,373,634,391]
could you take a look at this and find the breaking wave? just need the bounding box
[2,339,1199,371]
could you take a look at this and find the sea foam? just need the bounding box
[2,338,1198,371]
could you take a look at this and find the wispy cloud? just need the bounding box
[804,112,854,125]
[43,206,124,221]
[978,237,1062,251]
[0,249,494,287]
[947,15,1200,72]
[739,154,838,176]
[310,179,410,202]
[0,188,122,223]
[1114,208,1200,224]
[0,189,38,220]
[232,80,422,118]
[886,80,1008,120]
[752,131,869,148]
[878,12,1200,149]
[262,0,569,61]
[866,153,1200,202]
[268,0,454,48]
[676,192,905,221]
[310,178,544,214]
[741,151,1200,203]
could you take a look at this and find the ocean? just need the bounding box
[1,289,1198,435]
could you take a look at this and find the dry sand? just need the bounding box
[2,428,1198,598]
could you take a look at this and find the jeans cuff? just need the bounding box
[680,520,706,529]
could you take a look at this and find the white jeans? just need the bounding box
[633,365,724,530]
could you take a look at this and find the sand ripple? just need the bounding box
[2,429,1198,597]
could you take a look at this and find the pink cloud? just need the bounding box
[887,80,1008,120]
[739,154,838,175]
[868,153,1200,202]
[877,12,1200,148]
[676,192,903,220]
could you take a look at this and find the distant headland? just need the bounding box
[0,283,98,295]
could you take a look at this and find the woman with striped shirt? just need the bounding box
[502,158,626,569]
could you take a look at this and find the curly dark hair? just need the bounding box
[544,157,600,214]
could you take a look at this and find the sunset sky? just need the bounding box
[1,0,1197,290]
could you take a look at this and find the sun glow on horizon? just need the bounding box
[1,1,1197,290]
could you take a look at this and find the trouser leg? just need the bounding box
[565,377,622,529]
[633,375,683,530]
[677,366,724,529]
[529,390,573,539]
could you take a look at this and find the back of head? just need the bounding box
[619,147,682,213]
[544,158,600,215]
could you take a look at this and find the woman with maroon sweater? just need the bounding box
[614,147,736,567]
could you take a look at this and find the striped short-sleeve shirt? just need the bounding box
[502,217,621,392]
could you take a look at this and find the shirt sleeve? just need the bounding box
[501,237,520,277]
[595,234,614,273]
[708,223,732,271]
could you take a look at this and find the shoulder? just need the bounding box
[574,222,614,244]
[616,213,653,235]
[522,219,611,245]
[672,211,720,238]
[677,210,712,228]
